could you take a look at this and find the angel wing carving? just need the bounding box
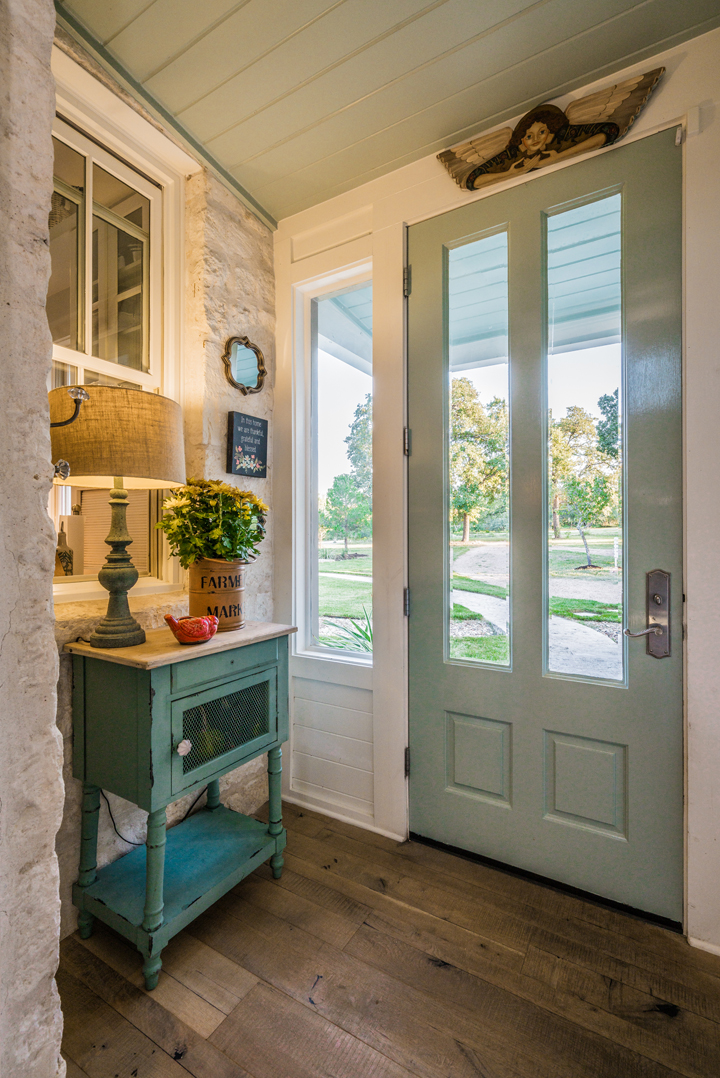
[437,68,664,192]
[565,68,663,138]
[438,127,512,189]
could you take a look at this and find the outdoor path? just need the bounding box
[452,588,622,679]
[549,576,621,602]
[452,589,508,630]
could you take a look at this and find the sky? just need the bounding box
[317,343,622,495]
[317,350,371,495]
[460,343,621,419]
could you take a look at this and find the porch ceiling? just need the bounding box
[57,0,720,226]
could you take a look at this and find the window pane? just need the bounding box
[51,360,78,388]
[546,194,623,681]
[448,232,510,666]
[48,138,84,349]
[313,284,372,654]
[92,164,149,372]
[83,369,142,390]
[54,489,151,582]
[94,164,150,230]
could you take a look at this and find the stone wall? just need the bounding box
[55,164,276,939]
[0,1,66,1075]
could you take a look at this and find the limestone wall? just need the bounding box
[55,165,276,938]
[0,1,66,1075]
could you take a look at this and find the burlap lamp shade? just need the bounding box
[49,385,186,648]
[49,385,186,489]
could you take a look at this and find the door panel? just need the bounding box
[408,129,682,920]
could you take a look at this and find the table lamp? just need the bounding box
[49,385,186,649]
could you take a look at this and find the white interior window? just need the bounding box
[48,100,183,600]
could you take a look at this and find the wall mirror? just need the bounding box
[222,335,267,395]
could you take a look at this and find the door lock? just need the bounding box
[623,569,671,658]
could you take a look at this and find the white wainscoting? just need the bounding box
[284,655,375,825]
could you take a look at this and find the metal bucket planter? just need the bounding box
[188,557,246,631]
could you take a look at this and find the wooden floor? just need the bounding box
[59,801,720,1078]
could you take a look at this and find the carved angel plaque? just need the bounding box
[438,69,664,192]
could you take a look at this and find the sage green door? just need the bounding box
[407,129,683,921]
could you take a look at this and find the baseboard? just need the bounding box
[688,935,720,956]
[283,791,405,842]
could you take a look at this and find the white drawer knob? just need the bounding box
[176,739,192,756]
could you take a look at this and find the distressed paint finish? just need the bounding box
[72,632,290,988]
[0,1,66,1075]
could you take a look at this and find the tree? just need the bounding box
[450,378,508,542]
[345,393,372,497]
[562,475,613,567]
[319,474,371,554]
[549,405,618,539]
[597,388,619,458]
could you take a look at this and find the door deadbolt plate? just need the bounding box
[646,569,670,658]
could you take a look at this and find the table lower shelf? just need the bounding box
[73,805,285,953]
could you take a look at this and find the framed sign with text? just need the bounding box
[227,412,268,478]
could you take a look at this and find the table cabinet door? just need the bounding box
[171,665,277,794]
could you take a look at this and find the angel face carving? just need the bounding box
[438,68,664,194]
[519,121,553,156]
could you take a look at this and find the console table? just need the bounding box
[66,621,296,989]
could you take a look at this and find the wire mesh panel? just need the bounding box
[182,679,270,774]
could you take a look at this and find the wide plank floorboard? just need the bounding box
[59,801,720,1078]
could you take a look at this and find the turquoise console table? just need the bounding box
[66,621,296,989]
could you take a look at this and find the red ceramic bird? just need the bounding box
[165,614,219,644]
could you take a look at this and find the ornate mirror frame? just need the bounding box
[222,335,267,395]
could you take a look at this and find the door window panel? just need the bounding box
[545,194,623,681]
[312,283,373,654]
[447,231,510,666]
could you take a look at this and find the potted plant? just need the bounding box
[157,478,267,631]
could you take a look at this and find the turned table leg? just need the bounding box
[268,745,284,879]
[77,783,101,939]
[206,778,221,810]
[142,806,167,989]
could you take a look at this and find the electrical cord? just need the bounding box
[100,790,144,846]
[180,786,209,822]
[100,784,210,846]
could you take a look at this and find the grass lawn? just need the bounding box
[318,544,373,576]
[452,603,485,621]
[450,636,509,663]
[548,547,618,574]
[318,575,372,618]
[453,575,508,599]
[549,597,621,623]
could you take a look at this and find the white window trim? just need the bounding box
[51,45,201,603]
[292,259,373,663]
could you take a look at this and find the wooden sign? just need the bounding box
[227,412,268,478]
[438,68,663,193]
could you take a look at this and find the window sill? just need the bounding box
[53,577,183,605]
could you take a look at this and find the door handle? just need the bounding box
[624,569,671,659]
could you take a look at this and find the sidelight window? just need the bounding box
[309,282,373,655]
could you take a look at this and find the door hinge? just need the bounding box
[403,427,411,456]
[403,587,410,617]
[404,746,411,778]
[403,265,412,297]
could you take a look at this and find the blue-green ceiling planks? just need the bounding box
[57,0,720,224]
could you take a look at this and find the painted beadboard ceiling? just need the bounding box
[57,0,720,226]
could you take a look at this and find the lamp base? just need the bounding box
[88,478,147,649]
[88,617,146,650]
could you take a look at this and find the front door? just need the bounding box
[407,128,683,921]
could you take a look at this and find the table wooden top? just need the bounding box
[64,621,297,670]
